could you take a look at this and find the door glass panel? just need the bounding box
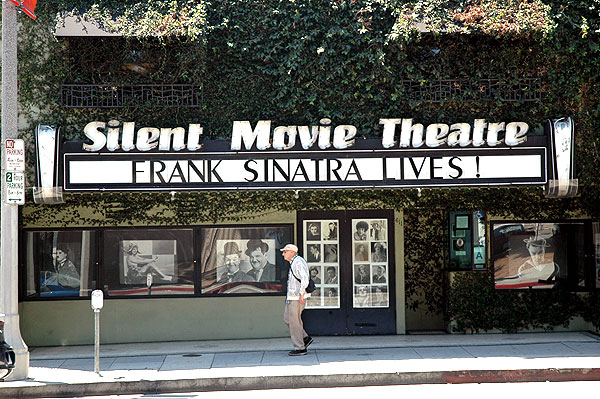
[304,220,340,308]
[352,218,389,308]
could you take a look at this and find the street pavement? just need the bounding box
[1,331,600,398]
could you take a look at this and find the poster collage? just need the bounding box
[352,219,389,308]
[304,220,340,308]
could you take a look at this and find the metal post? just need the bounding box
[1,0,30,381]
[94,310,100,374]
[91,289,103,375]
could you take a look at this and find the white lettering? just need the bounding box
[187,124,203,151]
[379,118,402,148]
[136,127,160,151]
[505,122,528,146]
[333,125,357,149]
[425,123,449,147]
[83,121,107,152]
[231,120,271,151]
[400,119,424,148]
[448,123,471,147]
[273,126,297,150]
[298,125,319,149]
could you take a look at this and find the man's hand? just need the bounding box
[299,293,305,305]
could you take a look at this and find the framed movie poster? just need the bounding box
[492,222,583,289]
[119,240,177,285]
[25,230,96,298]
[200,225,292,295]
[103,229,194,296]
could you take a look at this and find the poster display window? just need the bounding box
[352,219,389,308]
[492,222,590,290]
[305,220,340,308]
[25,230,96,298]
[200,225,292,295]
[103,229,194,296]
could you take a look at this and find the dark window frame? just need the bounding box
[20,223,294,301]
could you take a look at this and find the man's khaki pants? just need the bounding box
[284,299,308,350]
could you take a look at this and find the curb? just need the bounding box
[2,368,600,398]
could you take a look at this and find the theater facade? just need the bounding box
[13,2,600,346]
[19,113,599,346]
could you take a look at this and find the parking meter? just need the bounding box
[91,290,104,311]
[91,290,103,374]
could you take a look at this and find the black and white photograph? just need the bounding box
[324,266,339,284]
[371,242,387,262]
[371,285,389,307]
[354,285,371,307]
[101,229,195,296]
[493,223,566,289]
[27,230,95,298]
[324,244,338,263]
[369,220,387,240]
[306,287,321,306]
[354,242,369,262]
[354,264,370,284]
[353,220,369,241]
[214,239,280,284]
[306,222,321,241]
[309,266,322,284]
[215,241,254,284]
[121,240,176,285]
[307,243,321,263]
[323,287,338,307]
[323,221,338,240]
[200,225,291,295]
[245,239,277,282]
[372,265,387,284]
[51,246,81,290]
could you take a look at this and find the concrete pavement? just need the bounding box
[1,331,600,398]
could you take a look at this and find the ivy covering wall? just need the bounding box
[14,0,600,332]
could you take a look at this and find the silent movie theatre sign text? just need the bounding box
[62,118,547,191]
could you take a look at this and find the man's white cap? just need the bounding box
[280,244,298,253]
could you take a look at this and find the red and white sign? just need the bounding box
[4,139,25,172]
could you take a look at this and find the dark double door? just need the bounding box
[298,210,396,335]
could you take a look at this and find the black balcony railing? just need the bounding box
[61,84,202,108]
[398,78,542,103]
[60,78,540,108]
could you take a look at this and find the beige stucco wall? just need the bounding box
[20,296,290,346]
[394,209,406,334]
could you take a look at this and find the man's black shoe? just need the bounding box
[288,349,307,356]
[303,336,313,348]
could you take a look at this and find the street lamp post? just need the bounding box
[1,0,31,380]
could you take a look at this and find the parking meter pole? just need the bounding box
[1,1,30,381]
[94,309,100,374]
[91,290,103,375]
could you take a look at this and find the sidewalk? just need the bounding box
[1,331,600,398]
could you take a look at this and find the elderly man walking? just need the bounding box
[280,243,313,356]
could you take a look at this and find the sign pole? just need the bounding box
[1,0,29,381]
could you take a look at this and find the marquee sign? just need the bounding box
[36,117,557,192]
